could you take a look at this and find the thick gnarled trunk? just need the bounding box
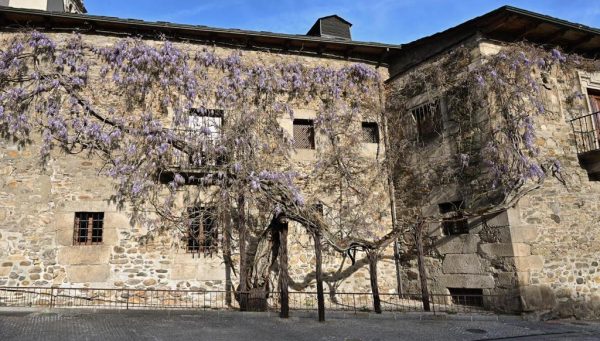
[313,231,325,322]
[367,251,382,314]
[278,221,289,318]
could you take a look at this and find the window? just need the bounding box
[187,108,223,136]
[175,108,224,168]
[293,119,315,149]
[410,100,442,142]
[448,288,483,307]
[439,201,469,236]
[361,122,379,143]
[589,89,600,113]
[73,212,104,245]
[588,89,600,145]
[187,207,218,253]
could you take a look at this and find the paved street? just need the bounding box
[0,309,599,341]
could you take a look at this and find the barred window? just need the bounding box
[439,201,468,236]
[293,119,315,149]
[448,288,483,307]
[411,100,442,142]
[73,212,104,245]
[187,207,218,253]
[361,122,379,143]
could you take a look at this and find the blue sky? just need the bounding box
[85,1,600,44]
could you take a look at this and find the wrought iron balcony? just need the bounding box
[570,111,600,180]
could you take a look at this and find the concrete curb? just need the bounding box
[0,306,524,321]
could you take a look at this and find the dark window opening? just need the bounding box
[314,203,324,216]
[293,119,315,149]
[411,100,442,142]
[448,288,484,307]
[73,212,104,245]
[361,122,379,143]
[187,207,218,253]
[439,201,469,235]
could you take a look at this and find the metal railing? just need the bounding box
[570,111,600,154]
[0,287,516,315]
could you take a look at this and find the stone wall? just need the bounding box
[0,30,397,300]
[386,38,600,318]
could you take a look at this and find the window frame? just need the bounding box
[585,89,600,153]
[292,119,316,149]
[174,108,225,168]
[73,212,104,246]
[439,201,469,236]
[186,206,218,254]
[361,122,380,144]
[410,99,442,143]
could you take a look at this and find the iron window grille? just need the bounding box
[448,288,484,307]
[361,122,379,143]
[439,201,469,236]
[73,212,104,245]
[187,207,218,253]
[410,100,442,143]
[293,119,315,149]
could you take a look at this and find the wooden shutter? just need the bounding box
[590,94,600,113]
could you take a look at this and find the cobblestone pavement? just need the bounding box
[0,309,599,341]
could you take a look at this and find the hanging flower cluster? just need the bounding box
[0,31,389,250]
[387,42,599,219]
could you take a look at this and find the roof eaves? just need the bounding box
[0,6,399,50]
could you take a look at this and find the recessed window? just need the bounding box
[439,201,468,236]
[314,202,324,217]
[73,212,104,245]
[448,288,483,307]
[293,119,315,149]
[174,108,224,168]
[587,89,600,152]
[186,108,223,136]
[410,100,442,142]
[589,89,600,113]
[187,207,218,253]
[361,122,379,143]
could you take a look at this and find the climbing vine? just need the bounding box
[0,31,395,309]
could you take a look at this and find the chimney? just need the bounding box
[306,15,352,40]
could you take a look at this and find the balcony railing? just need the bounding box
[570,111,600,155]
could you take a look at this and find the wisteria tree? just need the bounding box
[386,43,598,310]
[0,31,397,318]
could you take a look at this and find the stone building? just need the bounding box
[0,3,599,318]
[387,7,600,318]
[0,1,399,305]
[0,0,85,13]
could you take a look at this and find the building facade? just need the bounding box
[0,3,599,318]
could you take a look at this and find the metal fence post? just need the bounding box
[50,287,55,308]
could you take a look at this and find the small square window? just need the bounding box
[361,122,379,143]
[411,100,442,142]
[293,119,315,149]
[187,207,218,253]
[73,212,104,245]
[439,201,469,236]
